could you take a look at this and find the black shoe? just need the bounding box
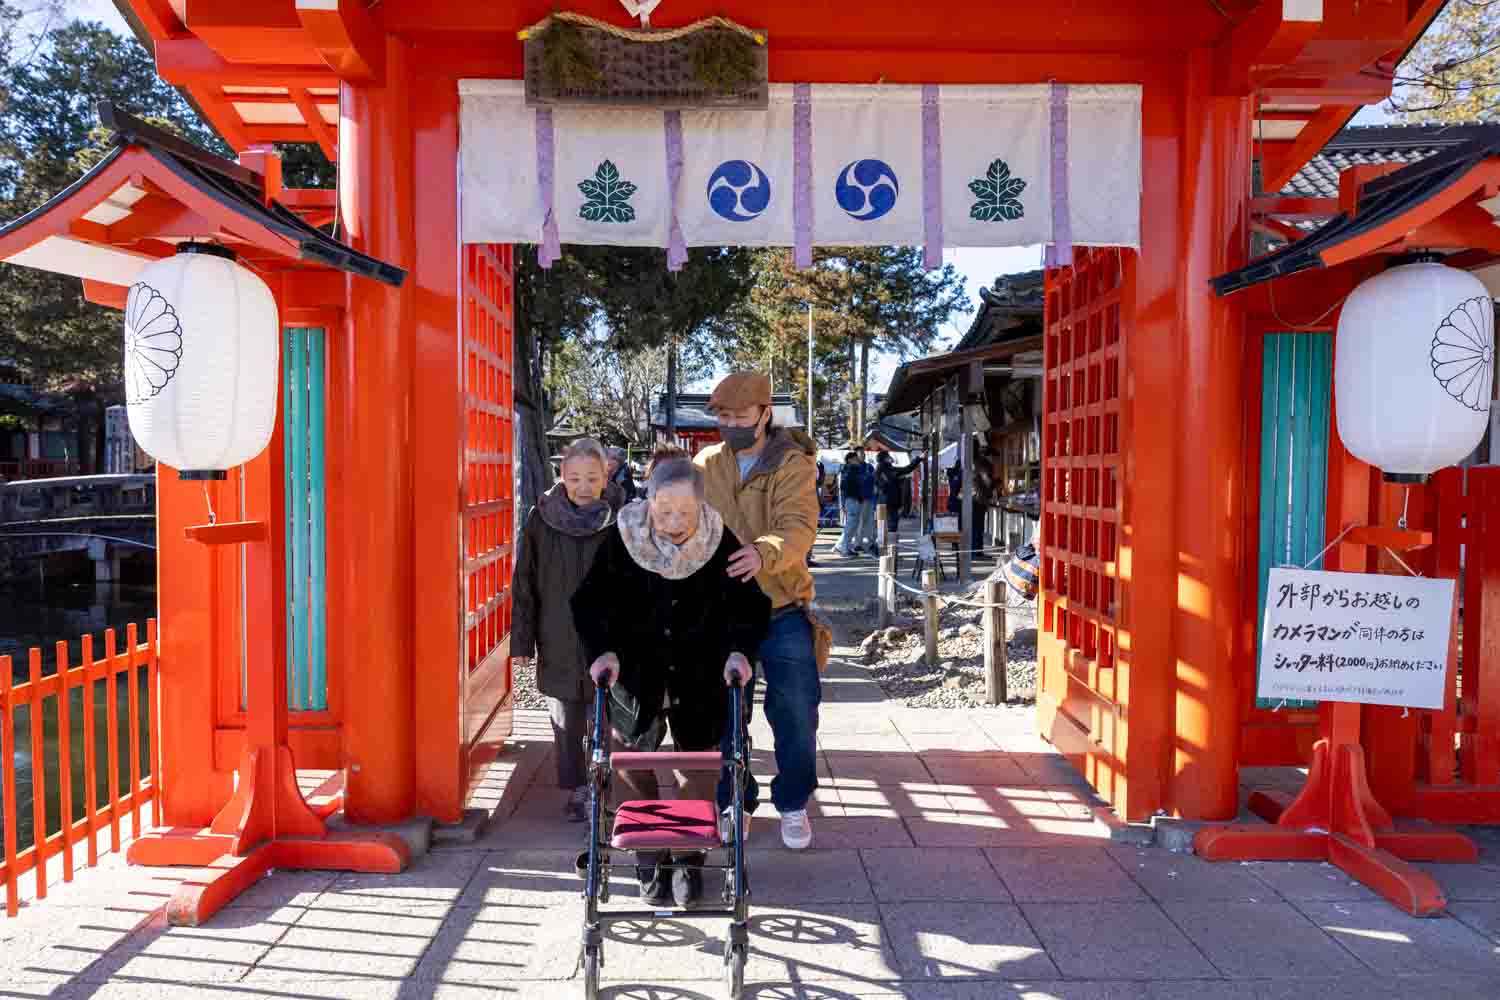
[637,852,670,906]
[563,786,588,823]
[671,852,706,909]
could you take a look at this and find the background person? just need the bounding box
[606,446,639,502]
[875,450,922,545]
[511,438,625,823]
[836,449,876,556]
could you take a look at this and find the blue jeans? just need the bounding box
[718,609,822,814]
[838,499,876,553]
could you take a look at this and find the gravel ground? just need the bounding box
[854,582,1041,710]
[510,657,551,711]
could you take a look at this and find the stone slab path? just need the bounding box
[2,542,1498,998]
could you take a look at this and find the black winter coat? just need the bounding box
[511,496,616,702]
[571,525,771,749]
[876,460,919,512]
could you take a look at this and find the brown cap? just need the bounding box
[707,371,772,413]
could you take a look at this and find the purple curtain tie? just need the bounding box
[922,84,943,271]
[664,110,687,271]
[536,108,560,268]
[793,83,813,268]
[1045,82,1073,269]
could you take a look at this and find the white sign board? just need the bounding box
[1258,568,1455,710]
[933,516,959,534]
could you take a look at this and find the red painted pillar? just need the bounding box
[155,469,235,825]
[338,36,417,824]
[1170,49,1250,820]
[1106,74,1185,824]
[410,57,465,824]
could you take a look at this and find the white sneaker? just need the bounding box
[780,810,812,850]
[719,807,750,845]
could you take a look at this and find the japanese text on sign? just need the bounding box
[1258,568,1455,710]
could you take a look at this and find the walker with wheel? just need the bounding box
[576,673,752,1000]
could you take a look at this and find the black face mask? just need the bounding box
[721,424,761,452]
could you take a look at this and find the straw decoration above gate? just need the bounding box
[459,81,1142,270]
[519,12,769,110]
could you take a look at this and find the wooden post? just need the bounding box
[876,502,888,549]
[878,553,896,628]
[958,376,973,585]
[983,579,1007,705]
[923,569,939,667]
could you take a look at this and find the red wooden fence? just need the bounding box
[1414,468,1500,823]
[0,622,158,916]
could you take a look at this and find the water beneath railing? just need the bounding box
[0,582,156,856]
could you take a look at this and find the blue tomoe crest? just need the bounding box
[835,159,899,221]
[707,160,772,222]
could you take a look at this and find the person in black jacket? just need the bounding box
[572,448,770,909]
[511,438,625,823]
[875,450,923,543]
[607,446,639,502]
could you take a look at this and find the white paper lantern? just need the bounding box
[1335,258,1494,482]
[123,243,279,480]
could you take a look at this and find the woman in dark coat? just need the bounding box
[571,448,770,909]
[875,450,922,541]
[511,438,624,822]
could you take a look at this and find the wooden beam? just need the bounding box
[185,521,269,545]
[82,279,129,310]
[1251,216,1308,243]
[129,0,188,39]
[221,92,336,106]
[1215,0,1324,96]
[295,0,386,84]
[1259,104,1358,194]
[279,188,337,211]
[155,39,337,89]
[1322,162,1500,267]
[185,82,251,152]
[105,196,220,243]
[241,124,340,145]
[290,89,339,163]
[1251,196,1340,220]
[1257,74,1392,104]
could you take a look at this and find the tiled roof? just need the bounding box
[1218,128,1500,294]
[955,269,1044,352]
[650,393,804,430]
[1279,123,1500,199]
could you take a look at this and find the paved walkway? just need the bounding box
[3,545,1500,998]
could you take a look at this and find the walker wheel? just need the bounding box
[722,940,745,1000]
[583,944,602,999]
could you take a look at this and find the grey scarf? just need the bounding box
[537,481,624,538]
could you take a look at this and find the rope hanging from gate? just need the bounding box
[518,11,766,44]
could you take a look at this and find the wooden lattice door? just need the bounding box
[460,244,516,746]
[1038,249,1128,811]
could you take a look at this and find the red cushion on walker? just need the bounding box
[611,799,722,850]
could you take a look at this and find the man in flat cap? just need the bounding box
[697,371,821,849]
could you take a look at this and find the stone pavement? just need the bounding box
[2,545,1499,999]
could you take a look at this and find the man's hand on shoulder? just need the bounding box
[727,544,763,581]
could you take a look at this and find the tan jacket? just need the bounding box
[697,429,819,610]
